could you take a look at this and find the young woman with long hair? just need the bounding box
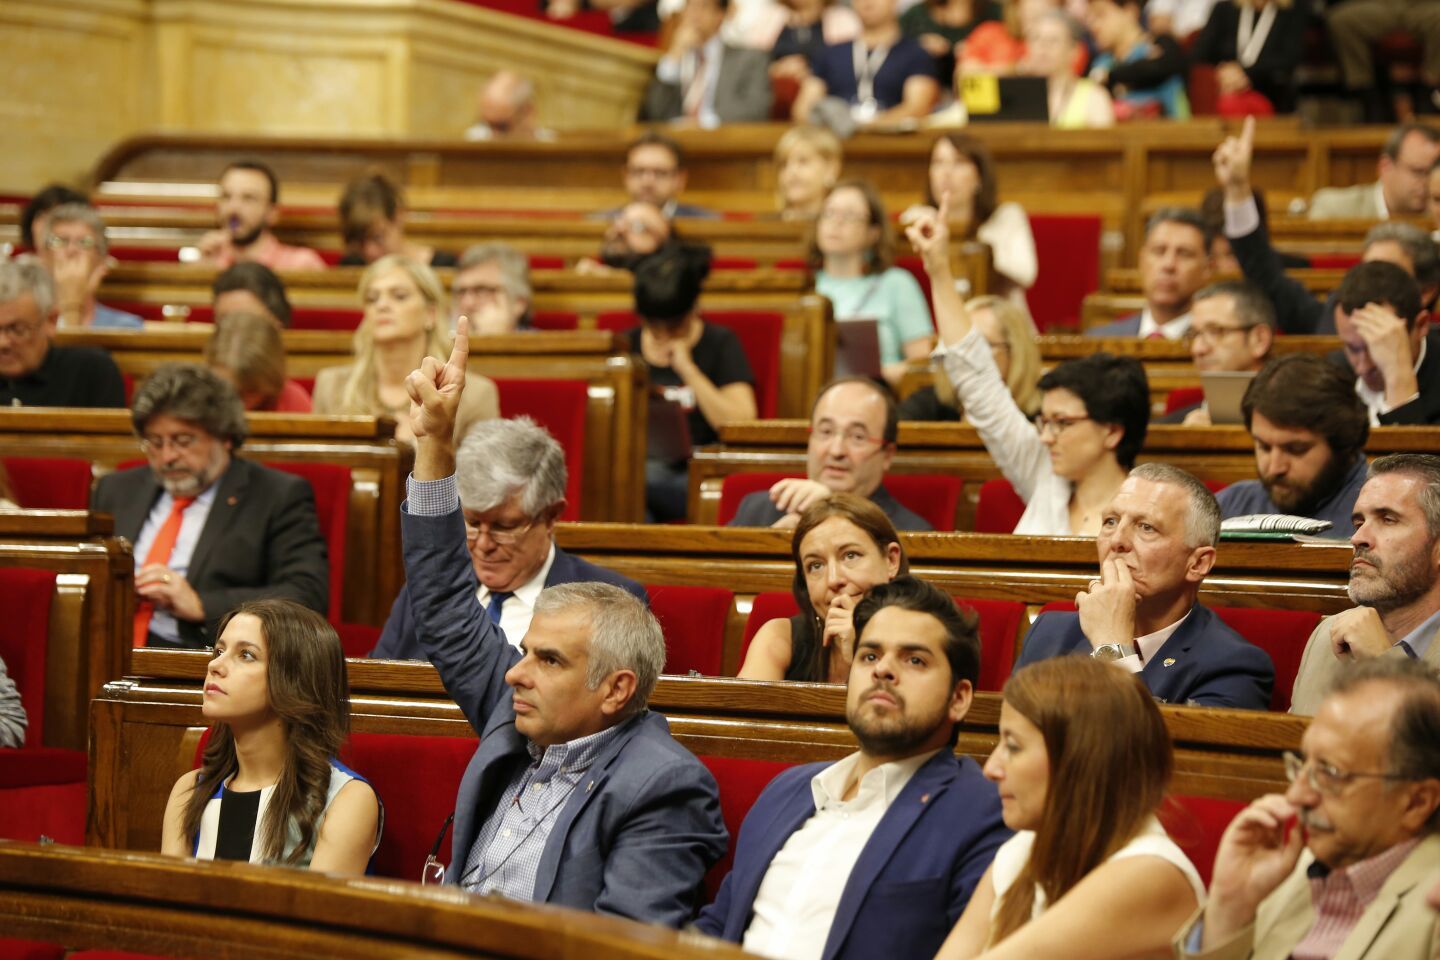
[161,599,381,873]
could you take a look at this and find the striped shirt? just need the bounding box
[1292,838,1421,960]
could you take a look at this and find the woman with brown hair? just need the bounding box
[161,599,381,873]
[336,172,457,268]
[205,312,312,412]
[936,656,1204,958]
[738,492,907,683]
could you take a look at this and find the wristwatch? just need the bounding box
[1091,642,1136,662]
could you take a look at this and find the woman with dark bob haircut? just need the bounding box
[907,201,1148,536]
[936,656,1204,958]
[162,599,382,873]
[739,493,908,683]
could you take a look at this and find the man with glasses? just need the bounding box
[603,132,717,221]
[1177,657,1440,959]
[728,376,932,531]
[451,242,533,334]
[37,203,142,329]
[1161,280,1274,425]
[91,364,328,647]
[1291,454,1440,716]
[371,416,645,659]
[0,257,125,408]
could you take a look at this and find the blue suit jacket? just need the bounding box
[693,751,1010,960]
[369,547,648,660]
[1014,604,1274,709]
[1086,312,1142,337]
[400,503,727,926]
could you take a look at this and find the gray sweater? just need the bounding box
[0,655,27,748]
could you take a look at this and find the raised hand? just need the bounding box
[903,191,953,279]
[1212,115,1255,203]
[406,314,470,444]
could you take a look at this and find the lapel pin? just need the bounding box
[227,496,238,506]
[920,793,930,804]
[1163,658,1176,667]
[586,780,595,793]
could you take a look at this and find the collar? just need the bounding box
[1314,456,1370,513]
[524,713,633,771]
[811,748,940,812]
[1355,336,1426,416]
[1307,837,1421,905]
[1398,607,1440,660]
[1138,306,1192,340]
[1136,607,1192,663]
[479,542,557,610]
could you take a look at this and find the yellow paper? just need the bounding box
[961,75,1001,115]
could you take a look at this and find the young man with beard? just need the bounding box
[1215,354,1370,537]
[197,161,326,272]
[1291,454,1440,716]
[694,575,1010,960]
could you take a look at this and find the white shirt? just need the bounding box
[133,481,220,643]
[1355,336,1425,425]
[476,544,557,647]
[1113,609,1193,674]
[742,749,940,960]
[656,34,725,129]
[1138,306,1192,341]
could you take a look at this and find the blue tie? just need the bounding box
[487,591,512,625]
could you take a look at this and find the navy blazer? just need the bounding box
[369,547,648,660]
[401,502,727,927]
[694,751,1010,960]
[1014,604,1274,709]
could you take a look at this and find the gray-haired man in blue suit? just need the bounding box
[399,319,727,926]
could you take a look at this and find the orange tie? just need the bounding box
[133,496,196,647]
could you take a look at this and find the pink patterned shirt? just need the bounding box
[1292,838,1421,960]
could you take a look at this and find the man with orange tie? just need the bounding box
[92,364,328,648]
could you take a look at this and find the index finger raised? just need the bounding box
[449,313,470,370]
[1239,114,1255,152]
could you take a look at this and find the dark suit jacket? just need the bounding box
[641,44,773,124]
[1086,312,1142,337]
[727,483,933,531]
[1191,4,1308,113]
[92,458,328,647]
[693,751,1010,960]
[401,503,727,926]
[1014,604,1274,709]
[369,547,648,660]
[1376,329,1440,426]
[1230,217,1335,335]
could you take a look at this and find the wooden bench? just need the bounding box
[1105,267,1348,297]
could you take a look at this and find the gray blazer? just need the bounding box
[640,44,773,124]
[1289,612,1440,716]
[1307,181,1384,220]
[400,503,727,926]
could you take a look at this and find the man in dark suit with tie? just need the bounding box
[371,415,646,659]
[91,364,328,648]
[1087,208,1212,340]
[1014,462,1274,709]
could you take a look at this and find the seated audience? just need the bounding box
[1326,0,1440,123]
[1014,463,1276,709]
[1177,658,1440,958]
[204,312,312,413]
[1190,0,1307,117]
[912,204,1147,536]
[400,336,728,923]
[739,493,907,682]
[1087,208,1211,339]
[372,416,646,660]
[38,203,142,329]
[547,0,661,33]
[312,255,498,445]
[464,70,552,141]
[812,181,934,386]
[730,376,932,530]
[1216,354,1369,535]
[641,0,773,126]
[630,245,757,523]
[212,262,293,329]
[1163,280,1275,425]
[936,656,1204,959]
[792,0,940,124]
[959,0,1075,76]
[160,600,381,873]
[773,125,843,221]
[760,0,861,82]
[0,654,23,748]
[1310,123,1440,220]
[1332,261,1440,426]
[605,131,717,220]
[19,184,87,251]
[1291,454,1440,716]
[337,172,457,268]
[0,257,125,408]
[901,0,1000,82]
[696,576,1011,958]
[452,242,534,334]
[1024,9,1114,128]
[92,364,329,648]
[1198,184,1309,276]
[1086,0,1190,119]
[1145,0,1218,38]
[898,294,1042,423]
[198,161,327,271]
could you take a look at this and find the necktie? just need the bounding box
[487,591,513,627]
[132,496,196,646]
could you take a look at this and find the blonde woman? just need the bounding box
[899,294,1042,421]
[773,125,843,221]
[312,255,497,445]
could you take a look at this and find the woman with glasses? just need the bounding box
[739,493,907,683]
[312,255,497,446]
[908,201,1149,536]
[811,180,935,388]
[935,656,1203,959]
[161,599,382,874]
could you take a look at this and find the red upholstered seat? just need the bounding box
[1165,387,1205,415]
[1307,252,1362,270]
[1026,215,1102,332]
[718,473,796,526]
[739,591,801,668]
[718,472,961,531]
[265,462,350,623]
[531,310,579,331]
[0,567,58,746]
[699,754,797,899]
[287,307,365,331]
[974,477,1027,534]
[493,378,588,522]
[0,940,65,960]
[1,457,92,510]
[1210,607,1320,712]
[335,622,382,659]
[1160,794,1245,887]
[647,584,734,677]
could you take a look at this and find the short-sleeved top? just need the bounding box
[990,816,1205,919]
[194,759,382,868]
[817,267,935,365]
[811,37,937,110]
[0,344,127,408]
[626,323,755,448]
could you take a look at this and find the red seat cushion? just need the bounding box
[719,473,797,526]
[718,472,960,531]
[265,462,350,622]
[974,477,1027,534]
[739,591,801,668]
[335,622,382,659]
[0,568,57,745]
[1160,794,1246,887]
[0,748,86,789]
[1165,387,1205,415]
[1210,607,1320,712]
[288,308,365,331]
[1307,252,1362,271]
[960,597,1025,693]
[647,585,734,677]
[1,457,93,510]
[0,940,67,960]
[1026,215,1102,333]
[493,378,588,522]
[531,310,579,331]
[0,778,87,844]
[698,754,797,900]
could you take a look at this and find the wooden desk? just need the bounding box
[1105,267,1347,296]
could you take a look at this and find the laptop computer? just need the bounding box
[962,76,1050,124]
[1200,371,1257,425]
[834,319,883,379]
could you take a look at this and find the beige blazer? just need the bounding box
[1174,835,1440,960]
[311,364,498,446]
[1307,182,1385,221]
[1290,613,1440,716]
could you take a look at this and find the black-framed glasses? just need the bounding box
[1036,415,1093,436]
[1282,750,1411,798]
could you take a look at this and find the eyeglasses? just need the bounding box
[0,319,39,341]
[139,433,202,455]
[44,234,98,251]
[1282,750,1410,798]
[1036,415,1092,436]
[810,425,883,450]
[453,283,506,300]
[464,514,538,546]
[1189,323,1256,345]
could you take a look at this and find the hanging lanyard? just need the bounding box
[853,40,892,110]
[1236,4,1276,69]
